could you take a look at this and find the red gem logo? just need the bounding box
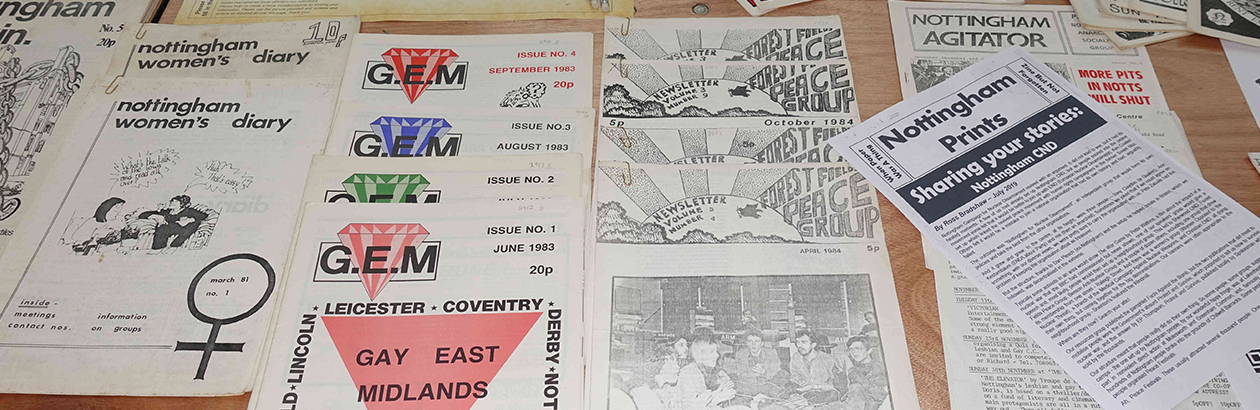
[382,48,459,103]
[337,223,430,300]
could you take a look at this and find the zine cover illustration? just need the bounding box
[0,1,151,246]
[601,60,857,122]
[603,16,846,62]
[595,163,882,245]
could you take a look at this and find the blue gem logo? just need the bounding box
[369,117,453,156]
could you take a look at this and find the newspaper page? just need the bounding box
[912,38,1219,408]
[338,33,593,109]
[889,0,1191,154]
[827,46,1260,410]
[1224,350,1260,410]
[0,77,338,395]
[602,16,846,61]
[1250,153,1260,176]
[104,18,359,80]
[890,1,1172,111]
[324,103,594,161]
[0,0,154,261]
[585,161,920,410]
[1221,40,1260,128]
[248,200,586,410]
[599,59,860,130]
[172,0,632,24]
[1128,0,1189,21]
[1188,0,1260,47]
[1102,30,1191,48]
[300,154,586,205]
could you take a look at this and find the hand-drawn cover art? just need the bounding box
[58,151,245,256]
[0,79,337,395]
[0,1,151,238]
[0,44,82,222]
[595,163,882,245]
[601,60,857,122]
[603,16,846,62]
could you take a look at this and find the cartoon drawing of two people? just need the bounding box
[66,195,208,255]
[137,195,208,254]
[67,197,132,255]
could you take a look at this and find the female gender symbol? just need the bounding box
[176,253,275,380]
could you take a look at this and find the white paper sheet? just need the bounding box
[0,77,338,395]
[921,100,1234,410]
[337,33,593,109]
[1221,40,1260,129]
[826,46,1260,410]
[928,248,1243,410]
[1224,351,1260,410]
[248,200,586,409]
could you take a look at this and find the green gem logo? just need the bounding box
[342,173,430,203]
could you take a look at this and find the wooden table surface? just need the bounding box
[3,0,1258,408]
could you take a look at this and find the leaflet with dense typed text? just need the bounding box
[826,47,1260,410]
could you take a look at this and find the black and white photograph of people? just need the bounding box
[608,275,891,410]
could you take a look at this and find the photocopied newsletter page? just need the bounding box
[827,47,1260,410]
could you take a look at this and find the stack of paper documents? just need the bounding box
[885,5,1255,409]
[245,31,599,408]
[0,18,361,395]
[1067,0,1260,48]
[830,44,1260,410]
[590,15,922,410]
[1068,0,1192,48]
